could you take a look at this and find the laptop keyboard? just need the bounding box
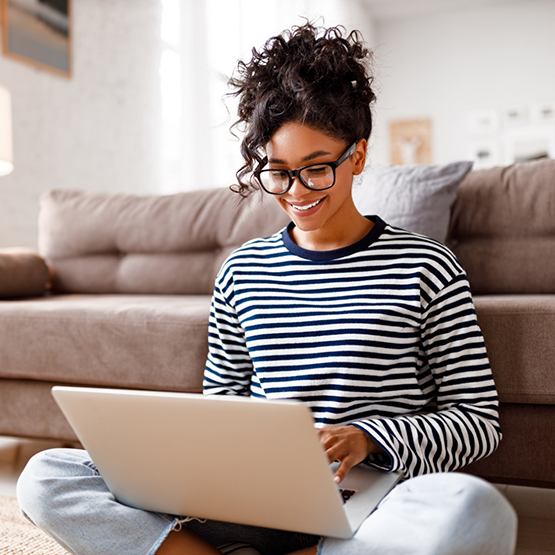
[339,489,356,504]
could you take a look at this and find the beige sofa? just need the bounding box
[0,159,553,488]
[0,187,289,439]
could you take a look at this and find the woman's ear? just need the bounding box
[352,139,368,176]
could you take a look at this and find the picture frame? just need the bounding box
[389,118,432,165]
[530,102,555,124]
[503,106,528,127]
[468,141,501,170]
[503,125,555,165]
[466,109,499,135]
[1,0,71,78]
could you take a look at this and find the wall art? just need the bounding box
[1,0,71,77]
[389,118,432,165]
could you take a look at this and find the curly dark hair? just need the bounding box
[228,22,376,196]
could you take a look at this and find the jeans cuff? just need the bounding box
[146,519,177,555]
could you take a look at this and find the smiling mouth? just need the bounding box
[289,198,324,212]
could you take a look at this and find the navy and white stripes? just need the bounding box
[204,217,501,479]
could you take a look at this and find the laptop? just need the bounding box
[51,386,401,539]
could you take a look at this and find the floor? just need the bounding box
[0,437,554,553]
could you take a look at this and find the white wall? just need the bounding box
[369,0,555,165]
[0,0,164,249]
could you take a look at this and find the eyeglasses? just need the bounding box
[254,142,357,195]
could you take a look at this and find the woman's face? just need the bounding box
[264,121,367,250]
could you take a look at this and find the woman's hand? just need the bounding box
[317,426,384,484]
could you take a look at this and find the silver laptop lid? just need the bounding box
[52,386,400,538]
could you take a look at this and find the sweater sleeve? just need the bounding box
[351,274,502,479]
[203,276,253,396]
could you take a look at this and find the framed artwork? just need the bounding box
[1,0,71,78]
[468,141,501,170]
[530,102,555,124]
[503,125,555,165]
[503,106,528,127]
[466,109,499,135]
[389,119,432,165]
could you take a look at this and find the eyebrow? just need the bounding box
[268,150,333,165]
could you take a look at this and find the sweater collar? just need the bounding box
[282,216,386,261]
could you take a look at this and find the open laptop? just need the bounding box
[52,386,401,539]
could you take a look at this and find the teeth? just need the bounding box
[292,199,322,211]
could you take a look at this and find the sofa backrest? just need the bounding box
[446,159,555,294]
[39,187,290,295]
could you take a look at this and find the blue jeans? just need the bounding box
[17,449,517,555]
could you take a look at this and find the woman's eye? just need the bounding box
[305,165,328,176]
[269,170,289,180]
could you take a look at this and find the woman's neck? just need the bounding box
[289,210,374,252]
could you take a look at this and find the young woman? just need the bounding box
[17,24,517,555]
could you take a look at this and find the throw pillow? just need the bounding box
[0,248,50,298]
[352,161,474,243]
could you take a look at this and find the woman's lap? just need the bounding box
[16,448,517,555]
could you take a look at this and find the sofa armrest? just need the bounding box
[0,248,50,298]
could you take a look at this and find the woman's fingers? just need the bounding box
[317,426,370,484]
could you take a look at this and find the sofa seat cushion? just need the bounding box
[474,294,555,404]
[3,293,551,405]
[0,294,211,392]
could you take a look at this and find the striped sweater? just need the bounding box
[204,217,501,479]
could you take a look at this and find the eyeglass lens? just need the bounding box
[259,164,334,194]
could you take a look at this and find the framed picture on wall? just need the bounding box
[466,109,499,135]
[468,141,501,170]
[389,119,432,165]
[503,106,528,127]
[530,102,555,124]
[504,125,555,165]
[1,0,71,78]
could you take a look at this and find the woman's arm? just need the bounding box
[203,280,254,396]
[344,274,502,479]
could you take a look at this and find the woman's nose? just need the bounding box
[288,176,307,197]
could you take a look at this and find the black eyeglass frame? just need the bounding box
[254,141,358,195]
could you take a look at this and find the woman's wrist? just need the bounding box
[365,433,386,456]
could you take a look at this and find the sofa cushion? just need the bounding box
[474,294,555,404]
[447,159,555,294]
[0,248,50,298]
[3,293,550,406]
[352,161,473,243]
[0,294,211,392]
[39,188,289,294]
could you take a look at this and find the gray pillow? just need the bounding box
[352,161,474,243]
